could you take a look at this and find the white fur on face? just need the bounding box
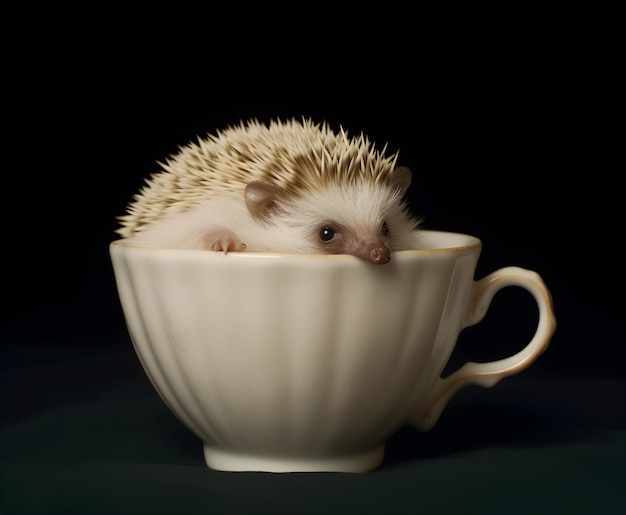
[275,181,422,252]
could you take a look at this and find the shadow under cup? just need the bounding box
[109,230,556,473]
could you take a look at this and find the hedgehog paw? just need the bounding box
[208,231,247,254]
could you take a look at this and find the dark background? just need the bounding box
[4,6,622,376]
[3,7,624,514]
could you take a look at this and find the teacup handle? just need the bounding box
[414,266,557,431]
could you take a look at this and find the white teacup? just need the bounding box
[109,230,556,473]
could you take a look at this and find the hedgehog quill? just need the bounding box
[117,118,422,264]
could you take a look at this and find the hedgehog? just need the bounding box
[116,118,422,264]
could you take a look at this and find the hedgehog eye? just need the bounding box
[381,221,390,237]
[319,226,336,243]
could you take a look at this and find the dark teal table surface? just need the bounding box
[2,343,624,514]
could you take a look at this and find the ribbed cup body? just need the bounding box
[110,231,482,471]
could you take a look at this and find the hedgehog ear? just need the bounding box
[391,166,412,195]
[245,180,285,220]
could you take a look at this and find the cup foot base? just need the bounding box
[203,445,385,473]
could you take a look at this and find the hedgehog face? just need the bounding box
[311,219,392,264]
[244,167,418,264]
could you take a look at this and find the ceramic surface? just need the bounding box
[109,230,556,472]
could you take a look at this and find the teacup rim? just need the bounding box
[109,230,482,259]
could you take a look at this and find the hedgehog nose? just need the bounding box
[370,246,391,265]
